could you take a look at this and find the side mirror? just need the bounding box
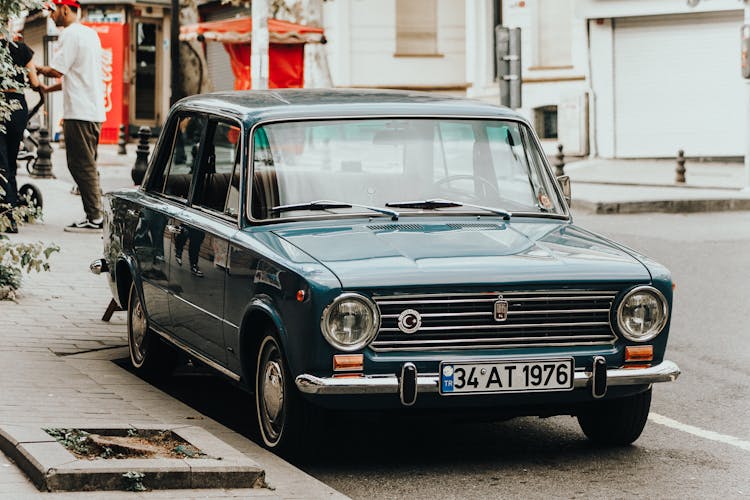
[556,175,571,206]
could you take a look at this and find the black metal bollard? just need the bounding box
[117,124,127,155]
[675,150,686,183]
[31,127,55,178]
[131,126,151,186]
[554,143,565,177]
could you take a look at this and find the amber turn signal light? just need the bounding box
[333,354,363,372]
[625,345,653,362]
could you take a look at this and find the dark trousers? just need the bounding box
[63,119,102,221]
[0,93,28,207]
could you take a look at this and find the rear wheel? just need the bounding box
[255,332,310,456]
[577,388,652,446]
[127,282,177,378]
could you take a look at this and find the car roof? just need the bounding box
[173,89,528,126]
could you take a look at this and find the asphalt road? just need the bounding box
[136,210,750,499]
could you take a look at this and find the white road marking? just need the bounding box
[650,413,750,452]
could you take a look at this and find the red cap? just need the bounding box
[50,0,81,8]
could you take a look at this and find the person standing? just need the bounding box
[37,0,106,232]
[1,33,42,233]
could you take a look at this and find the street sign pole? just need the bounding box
[743,0,750,192]
[170,0,180,105]
[251,0,270,90]
[495,26,522,109]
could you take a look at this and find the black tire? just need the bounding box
[255,332,310,456]
[127,282,177,378]
[577,388,652,446]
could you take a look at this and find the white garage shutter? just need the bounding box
[613,11,745,158]
[203,6,250,92]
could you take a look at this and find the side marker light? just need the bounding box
[625,345,653,362]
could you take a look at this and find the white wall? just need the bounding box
[323,0,466,89]
[497,1,590,155]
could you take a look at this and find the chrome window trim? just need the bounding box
[244,114,572,225]
[616,285,669,342]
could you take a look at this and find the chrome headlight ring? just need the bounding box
[616,285,669,342]
[320,292,381,352]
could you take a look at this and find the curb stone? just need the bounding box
[573,197,750,214]
[0,425,264,492]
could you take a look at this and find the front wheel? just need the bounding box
[255,333,310,455]
[127,282,177,378]
[577,388,652,446]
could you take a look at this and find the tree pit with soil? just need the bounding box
[44,428,208,460]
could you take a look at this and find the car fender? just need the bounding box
[238,295,289,376]
[113,254,141,310]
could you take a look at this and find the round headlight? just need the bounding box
[617,286,668,342]
[321,293,380,351]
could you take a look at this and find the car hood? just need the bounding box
[271,219,651,288]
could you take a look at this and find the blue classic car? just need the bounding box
[92,89,680,454]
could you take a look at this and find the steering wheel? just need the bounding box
[432,174,500,203]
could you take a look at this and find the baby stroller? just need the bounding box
[14,93,44,215]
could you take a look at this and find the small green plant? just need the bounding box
[0,182,58,299]
[122,471,147,492]
[44,428,93,457]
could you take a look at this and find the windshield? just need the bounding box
[249,118,565,220]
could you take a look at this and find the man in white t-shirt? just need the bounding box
[37,0,106,232]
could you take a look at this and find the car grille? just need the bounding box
[371,289,619,352]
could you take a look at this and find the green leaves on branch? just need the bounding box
[0,183,58,294]
[0,0,45,131]
[0,238,60,289]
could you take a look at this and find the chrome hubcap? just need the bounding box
[131,299,147,362]
[262,360,284,425]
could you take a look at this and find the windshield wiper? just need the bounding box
[271,200,399,220]
[385,199,512,220]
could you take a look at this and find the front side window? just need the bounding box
[249,118,563,220]
[193,121,241,216]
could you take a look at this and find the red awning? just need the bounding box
[180,16,324,44]
[180,16,325,90]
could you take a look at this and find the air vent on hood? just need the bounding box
[367,224,425,232]
[367,223,502,232]
[445,223,502,231]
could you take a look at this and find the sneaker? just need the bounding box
[64,218,103,233]
[190,265,204,278]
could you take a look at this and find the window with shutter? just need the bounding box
[396,0,438,56]
[536,0,573,68]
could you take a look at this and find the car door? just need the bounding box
[167,118,241,366]
[132,113,194,329]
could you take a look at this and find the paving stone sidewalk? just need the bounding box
[0,146,346,499]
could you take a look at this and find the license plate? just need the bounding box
[439,359,574,395]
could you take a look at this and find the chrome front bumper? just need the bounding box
[90,258,109,275]
[295,360,681,396]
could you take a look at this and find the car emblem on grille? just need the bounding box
[397,309,422,334]
[494,298,509,322]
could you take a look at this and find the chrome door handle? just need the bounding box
[166,224,182,234]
